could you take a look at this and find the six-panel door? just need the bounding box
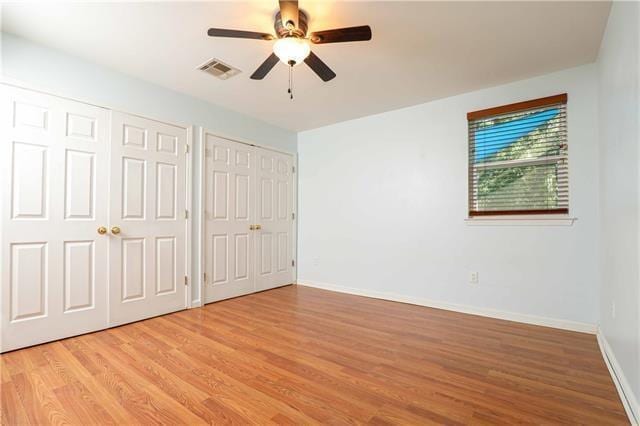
[204,134,256,302]
[204,132,295,303]
[1,86,110,352]
[255,149,295,292]
[108,112,188,326]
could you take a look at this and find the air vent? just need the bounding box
[198,58,241,80]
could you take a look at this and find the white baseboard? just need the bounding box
[597,330,640,425]
[297,280,597,334]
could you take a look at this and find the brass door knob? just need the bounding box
[111,226,121,235]
[255,224,262,230]
[97,226,107,235]
[249,225,255,230]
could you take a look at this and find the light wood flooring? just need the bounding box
[0,285,629,425]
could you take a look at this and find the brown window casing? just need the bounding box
[468,94,568,217]
[467,93,567,121]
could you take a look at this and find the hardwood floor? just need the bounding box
[0,285,629,425]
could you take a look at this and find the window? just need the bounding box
[467,94,568,217]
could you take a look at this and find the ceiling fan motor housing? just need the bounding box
[275,10,309,38]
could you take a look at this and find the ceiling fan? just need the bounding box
[207,0,372,98]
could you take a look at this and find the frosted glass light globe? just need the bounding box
[273,37,311,66]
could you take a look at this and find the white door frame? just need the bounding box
[197,127,297,307]
[1,82,194,317]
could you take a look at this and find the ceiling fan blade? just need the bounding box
[250,53,280,80]
[279,0,299,29]
[310,25,372,44]
[207,28,274,40]
[304,51,336,82]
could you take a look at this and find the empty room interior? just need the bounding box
[1,0,639,424]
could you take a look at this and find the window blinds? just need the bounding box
[467,94,568,216]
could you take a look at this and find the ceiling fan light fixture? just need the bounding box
[273,37,310,66]
[207,1,372,86]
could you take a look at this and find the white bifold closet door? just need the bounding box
[1,86,189,352]
[204,132,295,303]
[1,86,110,351]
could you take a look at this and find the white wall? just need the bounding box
[1,33,298,304]
[298,64,600,328]
[0,33,296,153]
[597,0,640,414]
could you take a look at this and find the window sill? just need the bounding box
[465,216,577,226]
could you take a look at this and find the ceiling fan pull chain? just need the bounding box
[288,63,294,100]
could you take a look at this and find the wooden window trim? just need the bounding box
[467,93,567,121]
[468,94,569,218]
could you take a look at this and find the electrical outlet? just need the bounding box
[611,301,616,319]
[469,272,479,284]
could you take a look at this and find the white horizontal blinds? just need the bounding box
[467,94,568,216]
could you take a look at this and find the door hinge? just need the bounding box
[184,276,188,286]
[292,212,295,220]
[203,273,207,283]
[292,165,296,173]
[185,144,190,154]
[292,259,295,267]
[185,209,189,219]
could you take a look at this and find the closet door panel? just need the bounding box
[254,148,295,292]
[108,112,187,326]
[204,133,256,303]
[1,86,109,352]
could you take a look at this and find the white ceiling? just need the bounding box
[2,1,610,132]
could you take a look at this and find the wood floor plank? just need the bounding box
[0,380,30,426]
[10,371,75,426]
[0,285,630,425]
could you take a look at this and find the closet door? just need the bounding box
[108,112,187,326]
[204,133,256,303]
[1,86,109,352]
[254,148,295,291]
